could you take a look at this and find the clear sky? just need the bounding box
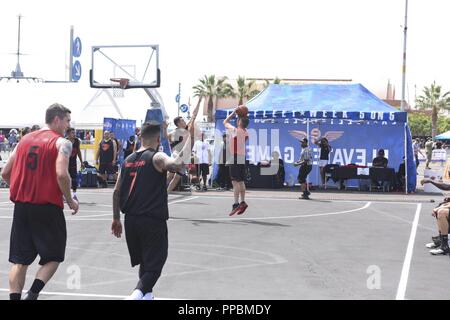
[0,0,449,123]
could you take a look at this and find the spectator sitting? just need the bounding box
[396,157,406,191]
[372,149,389,190]
[372,149,388,168]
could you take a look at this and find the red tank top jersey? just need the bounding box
[229,128,248,156]
[10,129,64,208]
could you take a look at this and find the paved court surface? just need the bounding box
[0,188,449,300]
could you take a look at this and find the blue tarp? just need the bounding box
[103,117,136,164]
[435,131,450,140]
[214,84,416,192]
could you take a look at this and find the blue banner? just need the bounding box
[103,117,136,164]
[214,118,412,189]
[144,109,171,156]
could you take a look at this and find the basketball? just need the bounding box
[236,105,248,118]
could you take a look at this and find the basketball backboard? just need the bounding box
[89,45,160,89]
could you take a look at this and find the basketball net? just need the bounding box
[110,78,129,98]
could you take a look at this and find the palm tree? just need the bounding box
[192,75,230,122]
[234,76,260,105]
[415,82,450,138]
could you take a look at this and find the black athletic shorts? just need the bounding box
[124,215,168,272]
[298,164,312,184]
[98,162,115,175]
[196,163,209,176]
[9,202,67,266]
[228,164,246,182]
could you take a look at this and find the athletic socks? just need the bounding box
[30,279,45,294]
[9,293,21,300]
[22,279,45,300]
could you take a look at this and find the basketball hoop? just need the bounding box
[110,78,129,98]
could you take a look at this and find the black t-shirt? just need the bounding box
[124,140,135,159]
[372,156,388,168]
[69,138,80,169]
[319,141,331,160]
[99,139,114,164]
[119,148,168,220]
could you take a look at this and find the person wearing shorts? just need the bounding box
[66,128,83,199]
[96,130,117,188]
[315,137,332,188]
[167,99,201,192]
[224,107,249,216]
[111,122,184,300]
[295,138,313,200]
[192,131,211,191]
[1,103,79,300]
[421,179,450,255]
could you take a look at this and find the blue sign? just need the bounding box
[103,118,136,165]
[180,104,189,113]
[213,118,414,189]
[73,37,82,57]
[72,61,82,81]
[175,94,180,103]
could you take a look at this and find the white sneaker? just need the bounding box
[425,242,439,249]
[142,292,154,300]
[430,246,450,255]
[124,289,143,300]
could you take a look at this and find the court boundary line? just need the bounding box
[395,203,422,300]
[0,288,180,300]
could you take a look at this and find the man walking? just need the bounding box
[111,122,184,300]
[1,103,79,300]
[96,130,117,188]
[295,138,313,199]
[66,128,83,200]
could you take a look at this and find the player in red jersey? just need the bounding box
[1,103,79,300]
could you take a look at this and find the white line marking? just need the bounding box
[0,288,179,300]
[173,201,372,221]
[2,200,370,221]
[396,203,421,300]
[189,194,432,205]
[168,196,199,205]
[0,197,199,220]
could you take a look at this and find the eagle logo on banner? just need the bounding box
[288,129,344,143]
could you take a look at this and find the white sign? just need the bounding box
[423,169,444,193]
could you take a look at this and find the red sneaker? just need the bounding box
[236,201,248,215]
[229,203,240,216]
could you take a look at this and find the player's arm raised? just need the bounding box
[223,109,237,131]
[153,151,184,174]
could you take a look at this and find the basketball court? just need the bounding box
[0,188,448,300]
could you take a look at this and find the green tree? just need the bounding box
[415,82,450,138]
[234,76,260,105]
[407,113,432,137]
[192,75,230,122]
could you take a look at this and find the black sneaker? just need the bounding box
[299,194,310,200]
[430,243,450,255]
[203,185,207,191]
[426,236,441,249]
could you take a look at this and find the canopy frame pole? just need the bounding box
[306,118,310,192]
[404,123,408,195]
